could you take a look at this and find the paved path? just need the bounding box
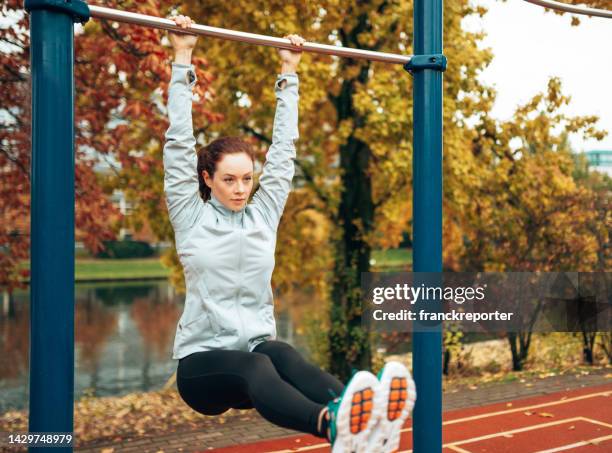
[76,368,611,453]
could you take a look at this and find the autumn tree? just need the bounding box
[571,149,611,365]
[459,0,610,370]
[0,0,220,292]
[1,0,117,290]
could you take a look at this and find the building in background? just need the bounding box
[584,150,612,176]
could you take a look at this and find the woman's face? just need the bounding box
[203,152,254,212]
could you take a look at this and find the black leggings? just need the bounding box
[176,340,345,437]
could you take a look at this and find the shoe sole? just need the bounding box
[331,371,382,453]
[372,361,417,453]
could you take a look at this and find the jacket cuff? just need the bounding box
[275,73,298,91]
[171,62,197,88]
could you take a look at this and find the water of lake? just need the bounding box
[0,280,321,414]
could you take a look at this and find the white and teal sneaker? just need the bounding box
[326,370,381,453]
[367,361,417,452]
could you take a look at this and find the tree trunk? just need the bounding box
[329,132,374,380]
[598,333,612,364]
[582,331,596,365]
[328,36,374,379]
[443,349,451,376]
[507,332,532,371]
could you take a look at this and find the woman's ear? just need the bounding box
[202,170,213,189]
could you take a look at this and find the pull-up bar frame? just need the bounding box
[23,0,444,452]
[524,0,612,19]
[89,5,416,65]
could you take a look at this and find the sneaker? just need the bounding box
[367,361,416,452]
[327,370,381,453]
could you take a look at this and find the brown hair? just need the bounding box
[197,136,256,202]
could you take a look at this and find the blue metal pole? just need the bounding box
[411,0,444,451]
[24,1,89,451]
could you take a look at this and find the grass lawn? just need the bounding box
[372,248,412,269]
[74,258,170,281]
[18,248,412,282]
[19,258,170,282]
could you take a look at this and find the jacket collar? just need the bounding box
[209,192,246,218]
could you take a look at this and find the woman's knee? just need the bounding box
[245,351,276,377]
[177,378,231,416]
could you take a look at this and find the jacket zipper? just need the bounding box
[235,212,246,346]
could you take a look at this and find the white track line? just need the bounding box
[535,434,612,453]
[447,445,473,453]
[577,416,612,429]
[400,417,612,453]
[400,417,584,452]
[263,390,612,453]
[398,390,612,433]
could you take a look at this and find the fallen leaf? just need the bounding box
[524,411,534,416]
[538,412,554,418]
[469,385,478,390]
[116,407,131,418]
[568,426,575,430]
[538,372,556,379]
[506,403,513,407]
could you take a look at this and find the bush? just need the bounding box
[96,240,154,259]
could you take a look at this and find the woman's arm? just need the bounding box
[163,16,203,232]
[251,35,304,231]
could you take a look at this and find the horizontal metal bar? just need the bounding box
[87,4,413,65]
[523,0,612,19]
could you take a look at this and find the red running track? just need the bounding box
[207,383,612,453]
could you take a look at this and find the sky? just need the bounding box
[464,0,612,152]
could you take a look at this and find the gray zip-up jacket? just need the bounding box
[164,63,298,360]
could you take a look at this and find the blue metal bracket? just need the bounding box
[404,54,447,74]
[24,0,90,23]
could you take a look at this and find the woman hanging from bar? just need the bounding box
[164,15,416,453]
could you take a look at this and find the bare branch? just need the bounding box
[374,174,409,209]
[241,123,336,215]
[2,63,27,82]
[100,21,149,58]
[293,158,335,214]
[0,37,26,50]
[241,125,271,144]
[0,146,29,178]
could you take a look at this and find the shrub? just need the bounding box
[96,240,154,259]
